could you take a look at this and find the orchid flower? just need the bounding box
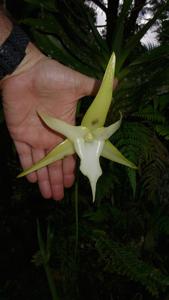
[18,53,137,201]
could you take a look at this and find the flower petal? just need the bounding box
[38,112,88,141]
[94,112,122,140]
[81,52,116,129]
[17,139,74,178]
[102,140,137,169]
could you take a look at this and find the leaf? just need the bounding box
[112,0,133,55]
[22,16,59,34]
[94,236,169,296]
[131,45,169,66]
[155,125,169,140]
[127,168,137,197]
[82,2,109,56]
[116,1,169,72]
[23,0,57,11]
[133,106,166,123]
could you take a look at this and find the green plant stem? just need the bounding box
[74,180,79,258]
[37,220,60,300]
[43,262,60,300]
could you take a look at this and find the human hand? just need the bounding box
[1,43,99,200]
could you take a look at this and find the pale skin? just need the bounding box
[0,10,100,200]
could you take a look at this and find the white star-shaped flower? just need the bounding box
[18,53,137,201]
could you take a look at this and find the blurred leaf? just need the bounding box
[23,0,57,11]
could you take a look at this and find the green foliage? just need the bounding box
[133,106,166,123]
[21,0,169,297]
[93,232,169,297]
[155,124,169,140]
[23,0,56,11]
[3,0,169,299]
[30,198,169,299]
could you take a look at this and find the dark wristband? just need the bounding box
[0,25,29,79]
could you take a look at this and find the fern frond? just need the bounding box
[93,233,169,297]
[112,121,154,166]
[133,111,165,123]
[110,121,154,194]
[113,121,151,146]
[140,136,169,200]
[126,168,137,197]
[155,124,169,140]
[132,105,166,123]
[111,120,169,199]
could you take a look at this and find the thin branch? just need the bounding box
[126,0,147,36]
[89,0,107,13]
[107,0,119,48]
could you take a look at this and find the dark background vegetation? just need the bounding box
[1,1,169,299]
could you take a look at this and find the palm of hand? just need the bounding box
[2,58,93,200]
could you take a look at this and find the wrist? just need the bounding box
[0,11,46,88]
[5,41,45,78]
[0,41,45,88]
[0,37,45,88]
[0,21,45,85]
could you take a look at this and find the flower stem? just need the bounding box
[74,180,79,259]
[37,220,60,300]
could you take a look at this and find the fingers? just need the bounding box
[32,149,52,199]
[44,155,76,201]
[63,155,76,188]
[15,141,37,182]
[15,141,75,201]
[48,160,64,201]
[43,155,76,201]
